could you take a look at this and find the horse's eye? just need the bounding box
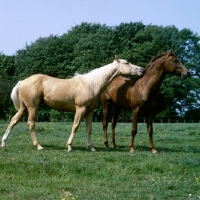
[173,60,179,63]
[125,62,129,65]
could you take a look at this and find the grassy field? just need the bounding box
[0,121,200,200]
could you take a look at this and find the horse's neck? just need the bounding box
[142,62,166,93]
[103,63,120,86]
[83,63,119,95]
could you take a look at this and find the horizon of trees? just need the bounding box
[0,22,200,121]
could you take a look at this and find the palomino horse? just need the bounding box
[1,56,143,152]
[101,50,190,153]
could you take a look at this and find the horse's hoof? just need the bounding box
[129,148,135,153]
[104,144,110,150]
[90,146,96,152]
[67,149,72,153]
[88,145,96,152]
[0,145,6,148]
[152,149,157,153]
[129,147,135,153]
[37,146,44,150]
[104,147,110,151]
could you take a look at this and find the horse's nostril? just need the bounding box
[187,71,191,77]
[181,71,191,79]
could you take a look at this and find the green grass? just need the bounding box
[0,121,200,199]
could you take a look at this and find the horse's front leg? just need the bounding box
[67,107,86,152]
[111,106,120,148]
[28,108,43,150]
[129,108,139,153]
[85,111,96,152]
[146,110,157,153]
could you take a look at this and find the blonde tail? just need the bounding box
[10,81,22,110]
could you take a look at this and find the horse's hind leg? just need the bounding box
[145,109,157,153]
[129,108,140,152]
[1,106,27,148]
[85,111,95,152]
[27,107,43,150]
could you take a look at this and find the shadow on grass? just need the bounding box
[34,143,200,154]
[41,144,129,152]
[107,144,200,154]
[41,143,164,152]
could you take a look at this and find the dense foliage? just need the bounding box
[0,22,200,120]
[0,53,16,119]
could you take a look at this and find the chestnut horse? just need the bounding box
[1,56,143,152]
[101,50,190,153]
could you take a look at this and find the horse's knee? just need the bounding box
[27,120,35,130]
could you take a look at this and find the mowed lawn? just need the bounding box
[0,121,200,200]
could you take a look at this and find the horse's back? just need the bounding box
[20,74,66,90]
[21,74,49,84]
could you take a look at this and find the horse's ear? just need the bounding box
[168,49,173,55]
[115,55,119,62]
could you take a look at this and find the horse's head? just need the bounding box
[114,55,144,76]
[164,50,190,78]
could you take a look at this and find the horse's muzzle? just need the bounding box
[138,67,144,76]
[181,71,191,79]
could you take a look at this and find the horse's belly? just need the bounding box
[43,96,76,112]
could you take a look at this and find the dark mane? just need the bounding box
[151,52,169,62]
[143,52,169,73]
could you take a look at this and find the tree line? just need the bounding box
[0,22,200,121]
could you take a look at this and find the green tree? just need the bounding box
[15,35,71,79]
[62,22,115,74]
[0,53,16,119]
[1,22,200,120]
[160,28,200,117]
